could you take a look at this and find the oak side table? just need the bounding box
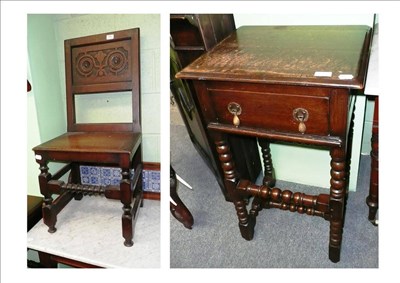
[177,25,372,262]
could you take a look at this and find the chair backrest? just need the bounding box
[64,28,140,133]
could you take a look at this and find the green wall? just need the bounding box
[27,15,66,196]
[361,98,375,154]
[27,15,66,141]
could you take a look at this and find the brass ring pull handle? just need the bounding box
[293,108,309,134]
[227,102,242,127]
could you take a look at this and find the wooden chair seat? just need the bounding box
[33,132,141,165]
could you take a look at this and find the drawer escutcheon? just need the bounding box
[227,102,242,127]
[293,108,309,134]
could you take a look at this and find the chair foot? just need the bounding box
[74,193,83,201]
[124,240,133,247]
[48,227,57,233]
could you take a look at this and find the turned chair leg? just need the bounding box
[120,168,133,247]
[42,197,57,233]
[37,160,57,233]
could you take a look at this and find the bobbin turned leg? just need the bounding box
[258,138,276,187]
[211,131,254,240]
[36,159,57,233]
[329,147,347,263]
[120,168,133,247]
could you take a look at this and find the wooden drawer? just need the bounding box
[208,88,330,136]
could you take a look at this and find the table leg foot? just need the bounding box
[170,166,194,229]
[239,216,255,241]
[369,219,378,226]
[366,198,378,226]
[170,204,194,229]
[329,245,340,263]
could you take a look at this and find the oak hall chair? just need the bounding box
[33,28,143,247]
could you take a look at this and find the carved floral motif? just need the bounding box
[75,47,129,78]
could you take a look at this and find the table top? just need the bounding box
[27,198,160,268]
[177,25,371,89]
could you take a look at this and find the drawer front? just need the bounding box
[209,89,330,135]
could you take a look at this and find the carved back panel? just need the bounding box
[65,28,140,132]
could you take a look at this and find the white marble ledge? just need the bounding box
[27,197,160,268]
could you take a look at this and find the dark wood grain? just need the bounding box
[177,25,371,89]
